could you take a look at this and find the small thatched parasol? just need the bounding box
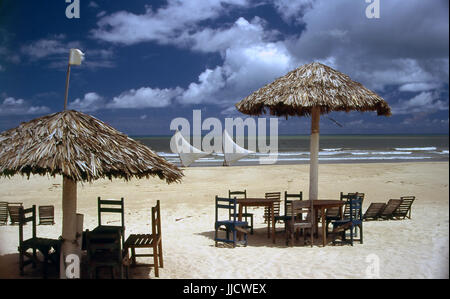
[0,110,183,277]
[236,62,391,200]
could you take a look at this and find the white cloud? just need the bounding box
[69,92,105,112]
[108,87,184,109]
[0,97,50,116]
[399,82,442,92]
[91,0,251,45]
[392,92,448,115]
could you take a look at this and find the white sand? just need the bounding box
[0,162,448,279]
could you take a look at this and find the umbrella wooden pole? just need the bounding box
[309,107,320,200]
[60,177,78,278]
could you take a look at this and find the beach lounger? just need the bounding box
[393,196,416,219]
[8,202,23,225]
[379,199,403,220]
[286,199,314,247]
[264,192,281,223]
[331,195,363,246]
[229,190,253,234]
[124,200,164,278]
[86,229,127,279]
[38,205,55,225]
[363,203,387,221]
[214,196,248,247]
[0,202,7,225]
[18,205,61,278]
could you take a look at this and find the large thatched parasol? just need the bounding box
[236,62,391,200]
[0,109,183,277]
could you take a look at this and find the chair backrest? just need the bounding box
[347,196,363,222]
[382,199,402,216]
[151,200,162,237]
[289,200,314,226]
[0,202,8,225]
[363,203,386,219]
[265,192,281,217]
[228,190,247,199]
[342,192,364,218]
[395,196,416,217]
[19,205,37,245]
[8,203,23,225]
[85,229,122,264]
[39,205,55,224]
[284,192,302,217]
[98,197,125,228]
[215,196,238,222]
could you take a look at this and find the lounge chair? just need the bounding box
[331,195,363,246]
[286,200,314,247]
[214,196,248,247]
[124,200,164,278]
[0,202,7,225]
[8,203,23,225]
[18,205,61,278]
[393,196,416,219]
[379,199,402,220]
[229,190,253,234]
[38,205,55,225]
[363,203,386,221]
[264,192,281,223]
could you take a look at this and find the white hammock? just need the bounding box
[173,131,209,167]
[222,129,254,166]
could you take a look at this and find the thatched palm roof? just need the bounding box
[236,62,391,117]
[0,110,183,183]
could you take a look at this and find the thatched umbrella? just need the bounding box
[236,62,391,200]
[0,109,183,277]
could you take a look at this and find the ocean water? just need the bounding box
[133,135,449,166]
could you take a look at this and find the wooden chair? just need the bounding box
[38,205,55,225]
[379,199,403,220]
[8,202,23,225]
[85,229,128,279]
[331,195,363,246]
[229,190,253,234]
[363,203,386,221]
[214,196,248,247]
[124,200,164,278]
[0,202,7,225]
[18,205,61,278]
[285,200,314,247]
[393,196,416,219]
[264,192,281,223]
[97,197,125,248]
[274,192,302,232]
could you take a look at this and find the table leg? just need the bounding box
[314,208,319,238]
[271,204,275,244]
[321,207,326,247]
[238,204,243,241]
[267,205,270,239]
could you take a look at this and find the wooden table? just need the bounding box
[236,198,278,244]
[311,200,345,247]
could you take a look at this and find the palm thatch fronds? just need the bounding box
[0,110,183,183]
[236,62,391,117]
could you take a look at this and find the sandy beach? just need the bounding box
[0,161,448,279]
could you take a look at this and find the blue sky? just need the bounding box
[0,0,448,135]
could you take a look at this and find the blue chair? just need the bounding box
[214,196,248,247]
[331,194,363,246]
[274,192,303,232]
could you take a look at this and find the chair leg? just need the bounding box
[158,240,164,268]
[19,250,24,276]
[250,215,254,235]
[153,245,159,277]
[360,224,363,244]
